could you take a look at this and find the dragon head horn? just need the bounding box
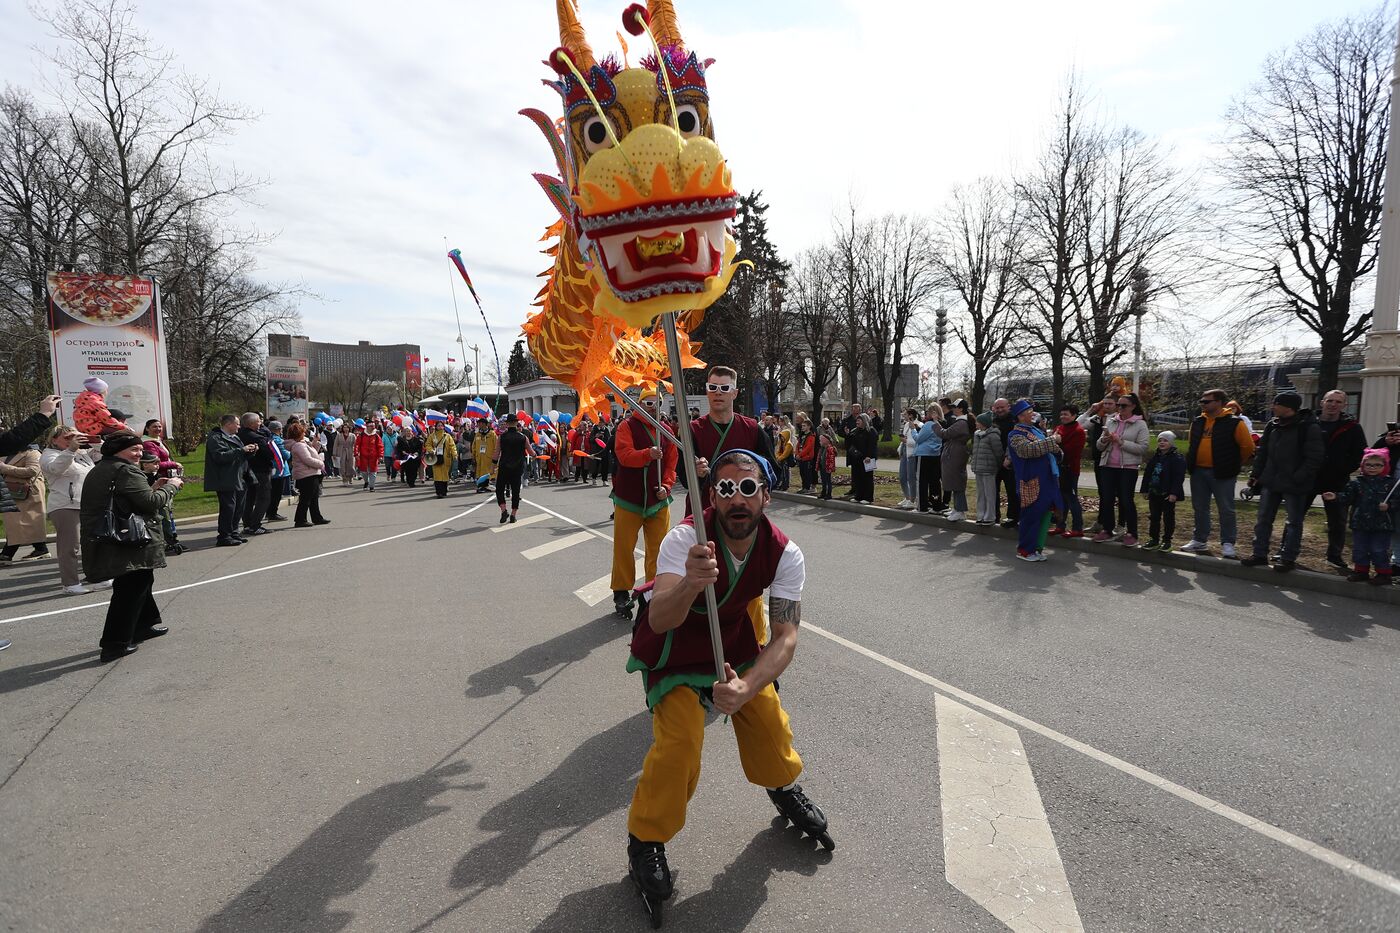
[646,0,683,48]
[556,0,596,71]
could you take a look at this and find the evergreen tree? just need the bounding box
[506,340,541,385]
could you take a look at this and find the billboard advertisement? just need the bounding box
[405,352,422,392]
[47,272,172,435]
[266,357,309,423]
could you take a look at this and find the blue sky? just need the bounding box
[0,0,1375,374]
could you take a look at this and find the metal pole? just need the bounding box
[472,345,480,396]
[1132,312,1142,401]
[1358,10,1400,437]
[602,377,684,447]
[660,311,727,684]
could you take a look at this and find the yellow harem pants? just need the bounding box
[474,453,496,483]
[627,683,804,843]
[611,507,671,592]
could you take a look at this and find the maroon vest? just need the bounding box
[611,416,671,516]
[627,509,790,708]
[686,414,764,515]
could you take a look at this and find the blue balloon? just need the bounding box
[354,418,365,427]
[558,412,573,425]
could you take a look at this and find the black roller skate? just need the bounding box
[612,590,635,621]
[627,835,672,929]
[768,783,835,851]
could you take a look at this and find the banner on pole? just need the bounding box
[47,272,172,434]
[266,357,309,423]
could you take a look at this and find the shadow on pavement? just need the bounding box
[197,760,482,933]
[532,819,832,932]
[465,613,630,699]
[1191,570,1397,644]
[0,650,101,694]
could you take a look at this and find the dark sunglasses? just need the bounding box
[714,476,762,498]
[1116,401,1134,408]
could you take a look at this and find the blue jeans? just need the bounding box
[1190,471,1238,544]
[1352,530,1392,571]
[1055,472,1083,531]
[1250,488,1309,561]
[898,451,917,501]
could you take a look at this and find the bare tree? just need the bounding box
[860,213,938,440]
[42,0,256,274]
[753,274,794,414]
[1217,3,1391,393]
[933,178,1027,411]
[1070,127,1197,401]
[422,365,471,397]
[1016,76,1096,407]
[830,203,873,407]
[788,247,843,423]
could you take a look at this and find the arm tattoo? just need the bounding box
[769,596,801,628]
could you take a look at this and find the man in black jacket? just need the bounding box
[1313,390,1368,568]
[1242,393,1324,572]
[204,414,256,546]
[991,397,1018,526]
[237,412,276,536]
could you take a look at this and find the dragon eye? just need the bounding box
[583,115,614,153]
[675,104,701,137]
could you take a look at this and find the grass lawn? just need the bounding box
[169,444,223,520]
[805,469,1338,572]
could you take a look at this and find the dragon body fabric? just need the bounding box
[520,0,741,416]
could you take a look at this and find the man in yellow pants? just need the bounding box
[610,387,676,619]
[623,451,832,924]
[472,418,497,493]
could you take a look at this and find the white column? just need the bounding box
[1360,11,1400,437]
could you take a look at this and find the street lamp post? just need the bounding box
[934,307,948,396]
[470,344,481,396]
[1359,10,1400,436]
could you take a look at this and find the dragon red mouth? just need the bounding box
[579,195,736,301]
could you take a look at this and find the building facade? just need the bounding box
[268,335,422,385]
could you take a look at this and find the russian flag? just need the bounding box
[466,397,491,419]
[425,409,450,423]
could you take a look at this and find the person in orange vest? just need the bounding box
[610,386,677,619]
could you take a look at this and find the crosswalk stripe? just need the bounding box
[521,531,595,561]
[491,513,549,533]
[574,556,646,606]
[936,693,1083,932]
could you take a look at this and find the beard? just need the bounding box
[716,505,759,540]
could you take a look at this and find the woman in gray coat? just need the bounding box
[80,433,183,662]
[933,400,973,521]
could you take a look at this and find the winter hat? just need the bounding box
[1362,447,1391,471]
[1157,431,1177,445]
[83,376,108,394]
[1010,399,1034,417]
[976,412,993,427]
[99,432,142,457]
[1273,391,1303,411]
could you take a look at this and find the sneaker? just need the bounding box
[999,519,1017,528]
[1034,551,1049,561]
[62,584,93,596]
[1179,539,1209,553]
[1370,574,1394,587]
[89,579,113,590]
[1272,560,1296,573]
[1048,527,1064,537]
[1016,549,1039,562]
[896,498,913,510]
[1144,538,1160,550]
[1091,531,1113,543]
[1063,530,1085,538]
[1088,522,1103,534]
[1221,543,1237,559]
[1239,555,1268,567]
[19,550,50,561]
[1158,540,1173,552]
[1346,571,1370,583]
[945,510,965,522]
[1325,553,1347,570]
[1120,534,1138,547]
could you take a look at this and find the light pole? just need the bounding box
[934,306,948,396]
[470,344,481,396]
[1359,9,1400,436]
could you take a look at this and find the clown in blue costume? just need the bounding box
[1007,399,1065,561]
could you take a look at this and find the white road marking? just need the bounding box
[806,622,1400,900]
[491,513,549,533]
[521,531,595,561]
[937,694,1083,931]
[574,557,646,607]
[520,498,616,542]
[0,500,494,626]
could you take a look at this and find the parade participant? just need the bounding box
[398,428,423,488]
[1008,399,1064,562]
[382,422,399,481]
[610,387,678,619]
[495,415,529,524]
[335,422,357,486]
[424,422,457,499]
[354,422,384,492]
[689,367,775,511]
[624,450,832,922]
[473,418,497,492]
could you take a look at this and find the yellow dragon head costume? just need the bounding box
[520,0,741,416]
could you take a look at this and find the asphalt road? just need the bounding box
[0,477,1396,932]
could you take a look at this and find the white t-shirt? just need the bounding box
[654,522,805,601]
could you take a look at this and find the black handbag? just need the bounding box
[94,475,153,548]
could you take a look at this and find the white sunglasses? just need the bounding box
[714,476,762,498]
[706,382,734,393]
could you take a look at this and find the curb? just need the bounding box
[770,492,1400,608]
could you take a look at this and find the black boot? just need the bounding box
[628,834,673,902]
[768,783,835,850]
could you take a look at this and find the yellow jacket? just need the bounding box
[425,430,457,482]
[775,428,793,462]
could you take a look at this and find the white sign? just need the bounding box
[266,357,309,423]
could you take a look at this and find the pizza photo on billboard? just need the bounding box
[48,273,153,327]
